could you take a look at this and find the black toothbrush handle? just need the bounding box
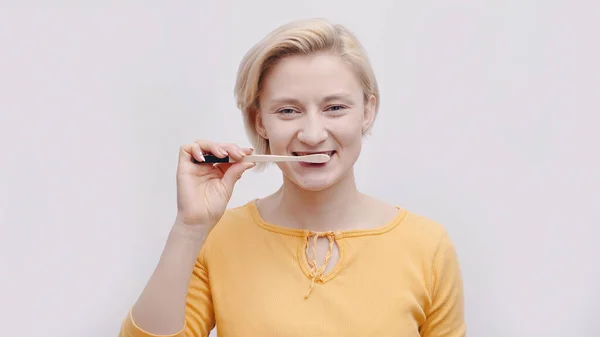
[192,154,230,164]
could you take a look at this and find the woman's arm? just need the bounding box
[119,222,215,337]
[420,233,467,337]
[118,140,253,336]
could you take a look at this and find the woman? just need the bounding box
[119,18,466,337]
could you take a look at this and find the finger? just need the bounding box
[219,143,250,162]
[178,144,214,175]
[194,140,227,158]
[191,143,205,162]
[179,143,197,163]
[214,162,233,175]
[222,162,255,191]
[179,143,206,164]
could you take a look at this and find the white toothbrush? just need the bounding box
[193,153,330,164]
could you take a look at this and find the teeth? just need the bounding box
[294,151,333,156]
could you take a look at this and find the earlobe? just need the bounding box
[255,112,268,139]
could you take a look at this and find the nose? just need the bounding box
[297,113,328,146]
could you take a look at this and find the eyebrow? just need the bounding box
[268,93,356,106]
[323,93,355,104]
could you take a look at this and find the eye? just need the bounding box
[275,107,300,119]
[278,108,297,115]
[326,105,347,114]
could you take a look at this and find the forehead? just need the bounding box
[260,52,363,100]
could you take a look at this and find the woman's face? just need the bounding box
[257,52,376,191]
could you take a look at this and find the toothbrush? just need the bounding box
[192,153,330,164]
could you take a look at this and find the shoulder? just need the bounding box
[397,210,451,246]
[365,196,451,250]
[210,200,257,237]
[393,210,463,293]
[199,200,258,259]
[391,209,459,267]
[400,212,466,333]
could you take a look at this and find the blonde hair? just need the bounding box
[234,18,379,167]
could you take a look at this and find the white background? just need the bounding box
[1,1,599,336]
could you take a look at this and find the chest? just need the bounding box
[209,237,428,336]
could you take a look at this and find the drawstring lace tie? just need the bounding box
[304,231,336,299]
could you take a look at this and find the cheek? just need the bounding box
[265,124,296,150]
[331,122,363,147]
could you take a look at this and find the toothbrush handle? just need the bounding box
[192,155,281,163]
[192,155,231,164]
[192,154,291,163]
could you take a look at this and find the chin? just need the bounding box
[283,165,344,192]
[293,176,336,191]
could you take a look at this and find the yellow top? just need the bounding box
[120,200,466,337]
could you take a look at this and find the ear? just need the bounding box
[362,94,377,133]
[254,110,268,139]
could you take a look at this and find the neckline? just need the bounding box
[247,198,407,238]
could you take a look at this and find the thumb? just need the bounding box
[222,162,255,191]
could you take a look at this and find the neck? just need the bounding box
[272,170,365,232]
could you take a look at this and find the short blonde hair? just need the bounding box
[234,18,379,161]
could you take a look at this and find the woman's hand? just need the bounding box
[174,140,255,231]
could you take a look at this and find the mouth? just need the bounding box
[291,151,336,167]
[292,150,336,157]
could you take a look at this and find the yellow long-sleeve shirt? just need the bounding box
[120,200,466,336]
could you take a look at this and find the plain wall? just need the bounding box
[1,1,599,336]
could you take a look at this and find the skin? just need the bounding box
[128,51,399,335]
